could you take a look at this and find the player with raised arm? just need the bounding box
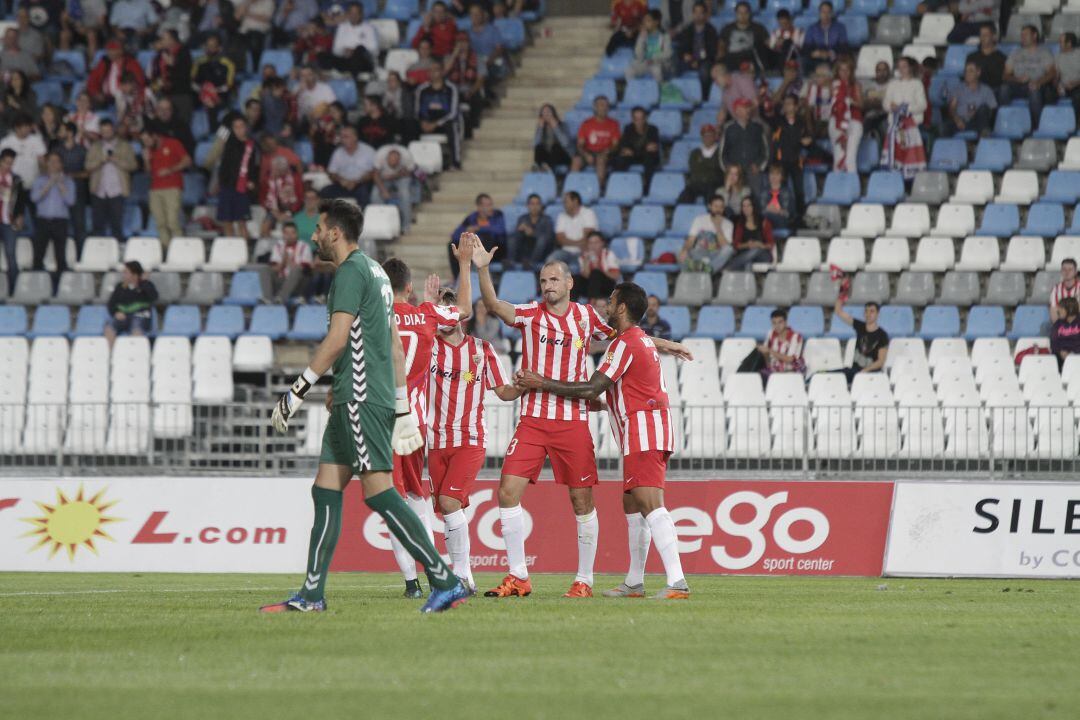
[473,244,691,599]
[382,242,472,598]
[428,279,522,591]
[516,282,691,600]
[260,200,468,614]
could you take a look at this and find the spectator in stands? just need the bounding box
[258,132,303,189]
[883,56,927,180]
[372,144,418,233]
[149,29,194,121]
[720,98,769,182]
[260,156,303,236]
[576,231,621,301]
[236,0,276,69]
[0,71,37,133]
[607,0,646,56]
[0,148,26,294]
[86,119,135,243]
[572,95,619,188]
[832,299,889,383]
[719,2,769,72]
[0,28,40,80]
[967,24,1007,94]
[828,56,862,172]
[729,196,773,270]
[771,95,811,213]
[244,97,265,136]
[109,0,159,45]
[416,63,463,168]
[445,31,487,137]
[381,71,416,126]
[469,298,503,345]
[760,164,793,231]
[59,1,107,59]
[30,152,74,283]
[114,73,146,139]
[293,16,334,68]
[414,1,458,57]
[323,1,377,74]
[1051,258,1080,321]
[56,123,88,256]
[451,192,506,270]
[104,260,157,346]
[862,60,892,141]
[758,308,804,374]
[801,1,846,73]
[357,96,399,149]
[407,38,439,85]
[677,123,722,203]
[14,8,45,67]
[144,97,196,157]
[1058,32,1080,124]
[87,40,144,108]
[717,163,750,214]
[801,62,833,137]
[681,194,734,273]
[768,9,803,68]
[38,104,61,150]
[946,0,996,45]
[259,77,295,140]
[192,0,238,43]
[677,3,718,95]
[468,4,507,80]
[66,92,101,147]
[293,186,321,248]
[639,294,671,339]
[549,190,598,272]
[0,114,46,187]
[533,103,573,171]
[217,117,261,241]
[770,59,805,111]
[192,34,236,129]
[140,128,190,247]
[1004,25,1057,128]
[626,9,671,82]
[274,0,320,43]
[260,221,314,303]
[945,61,997,136]
[611,106,661,182]
[710,64,757,125]
[322,125,375,204]
[296,65,336,123]
[312,100,346,167]
[1050,296,1080,369]
[508,192,555,270]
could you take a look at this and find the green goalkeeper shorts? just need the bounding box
[320,401,394,473]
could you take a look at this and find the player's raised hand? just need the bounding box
[453,232,477,265]
[423,273,441,303]
[472,240,497,269]
[514,369,545,390]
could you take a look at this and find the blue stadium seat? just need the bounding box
[993,106,1032,140]
[287,305,327,341]
[191,109,210,140]
[694,305,735,339]
[245,305,289,340]
[648,109,682,142]
[928,74,958,109]
[563,172,600,205]
[827,305,862,339]
[818,172,861,204]
[670,204,705,237]
[602,172,643,206]
[194,140,214,167]
[236,79,259,107]
[501,203,526,225]
[788,305,825,337]
[644,237,683,272]
[27,306,71,339]
[1009,305,1050,340]
[632,271,668,303]
[563,109,590,138]
[688,107,714,136]
[878,305,915,337]
[1025,202,1066,237]
[203,305,245,339]
[515,172,557,204]
[929,138,968,172]
[159,305,202,338]
[809,0,845,11]
[660,77,702,110]
[610,236,643,272]
[645,172,685,205]
[977,204,1020,237]
[498,271,537,305]
[0,306,28,336]
[839,14,869,44]
[942,45,969,76]
[597,49,633,79]
[620,79,659,109]
[182,173,208,207]
[626,206,666,238]
[964,305,1006,341]
[862,170,904,205]
[767,0,801,11]
[259,49,294,77]
[1033,105,1076,140]
[736,305,777,340]
[658,305,691,340]
[576,77,618,109]
[328,79,358,108]
[71,305,109,337]
[892,0,920,10]
[856,137,879,174]
[294,139,314,166]
[594,204,623,237]
[664,139,696,172]
[32,81,64,105]
[969,138,1013,172]
[129,172,150,204]
[122,205,143,237]
[50,49,87,78]
[222,272,263,306]
[918,305,961,340]
[848,0,887,13]
[494,18,526,50]
[402,18,422,47]
[383,0,419,21]
[1043,171,1080,204]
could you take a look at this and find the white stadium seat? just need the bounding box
[233,335,274,372]
[856,45,892,78]
[203,237,248,272]
[825,237,866,272]
[24,338,70,453]
[1001,236,1046,272]
[865,236,910,272]
[408,141,444,175]
[160,237,206,272]
[776,236,821,272]
[122,237,163,271]
[384,48,419,78]
[802,337,844,375]
[887,203,931,238]
[954,235,1001,272]
[913,13,954,44]
[911,236,956,271]
[0,337,28,452]
[996,170,1040,204]
[1061,137,1080,170]
[76,236,120,272]
[844,204,886,238]
[1048,236,1080,269]
[360,204,401,242]
[951,171,995,205]
[932,204,976,237]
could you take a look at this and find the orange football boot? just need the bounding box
[483,574,532,597]
[562,581,593,598]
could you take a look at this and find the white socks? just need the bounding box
[646,507,685,587]
[624,512,652,587]
[499,505,528,579]
[389,534,418,581]
[406,493,435,545]
[393,494,434,584]
[443,509,473,585]
[575,509,599,587]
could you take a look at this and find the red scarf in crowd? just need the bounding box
[236,139,255,193]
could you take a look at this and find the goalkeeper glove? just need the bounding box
[272,368,320,434]
[391,395,424,455]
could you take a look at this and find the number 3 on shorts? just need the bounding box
[506,438,519,456]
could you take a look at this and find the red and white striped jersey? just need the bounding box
[764,327,804,373]
[596,326,675,455]
[513,301,616,421]
[427,334,511,449]
[394,301,461,422]
[1050,280,1080,313]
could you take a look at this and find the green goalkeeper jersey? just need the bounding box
[326,249,396,409]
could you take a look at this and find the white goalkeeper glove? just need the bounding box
[391,396,424,455]
[272,368,320,434]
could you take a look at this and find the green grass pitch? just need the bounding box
[2,572,1077,719]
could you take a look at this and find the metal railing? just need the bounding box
[2,402,1078,479]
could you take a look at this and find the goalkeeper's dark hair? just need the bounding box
[318,199,364,243]
[614,282,648,323]
[382,258,411,293]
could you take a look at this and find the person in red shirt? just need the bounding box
[606,0,647,56]
[572,95,620,188]
[412,1,458,58]
[139,128,190,247]
[87,40,146,108]
[516,281,691,600]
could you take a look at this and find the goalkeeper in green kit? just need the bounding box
[260,199,468,614]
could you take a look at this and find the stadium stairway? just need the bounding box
[394,15,608,276]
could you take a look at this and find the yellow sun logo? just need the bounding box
[573,338,585,350]
[22,485,121,561]
[461,370,476,383]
